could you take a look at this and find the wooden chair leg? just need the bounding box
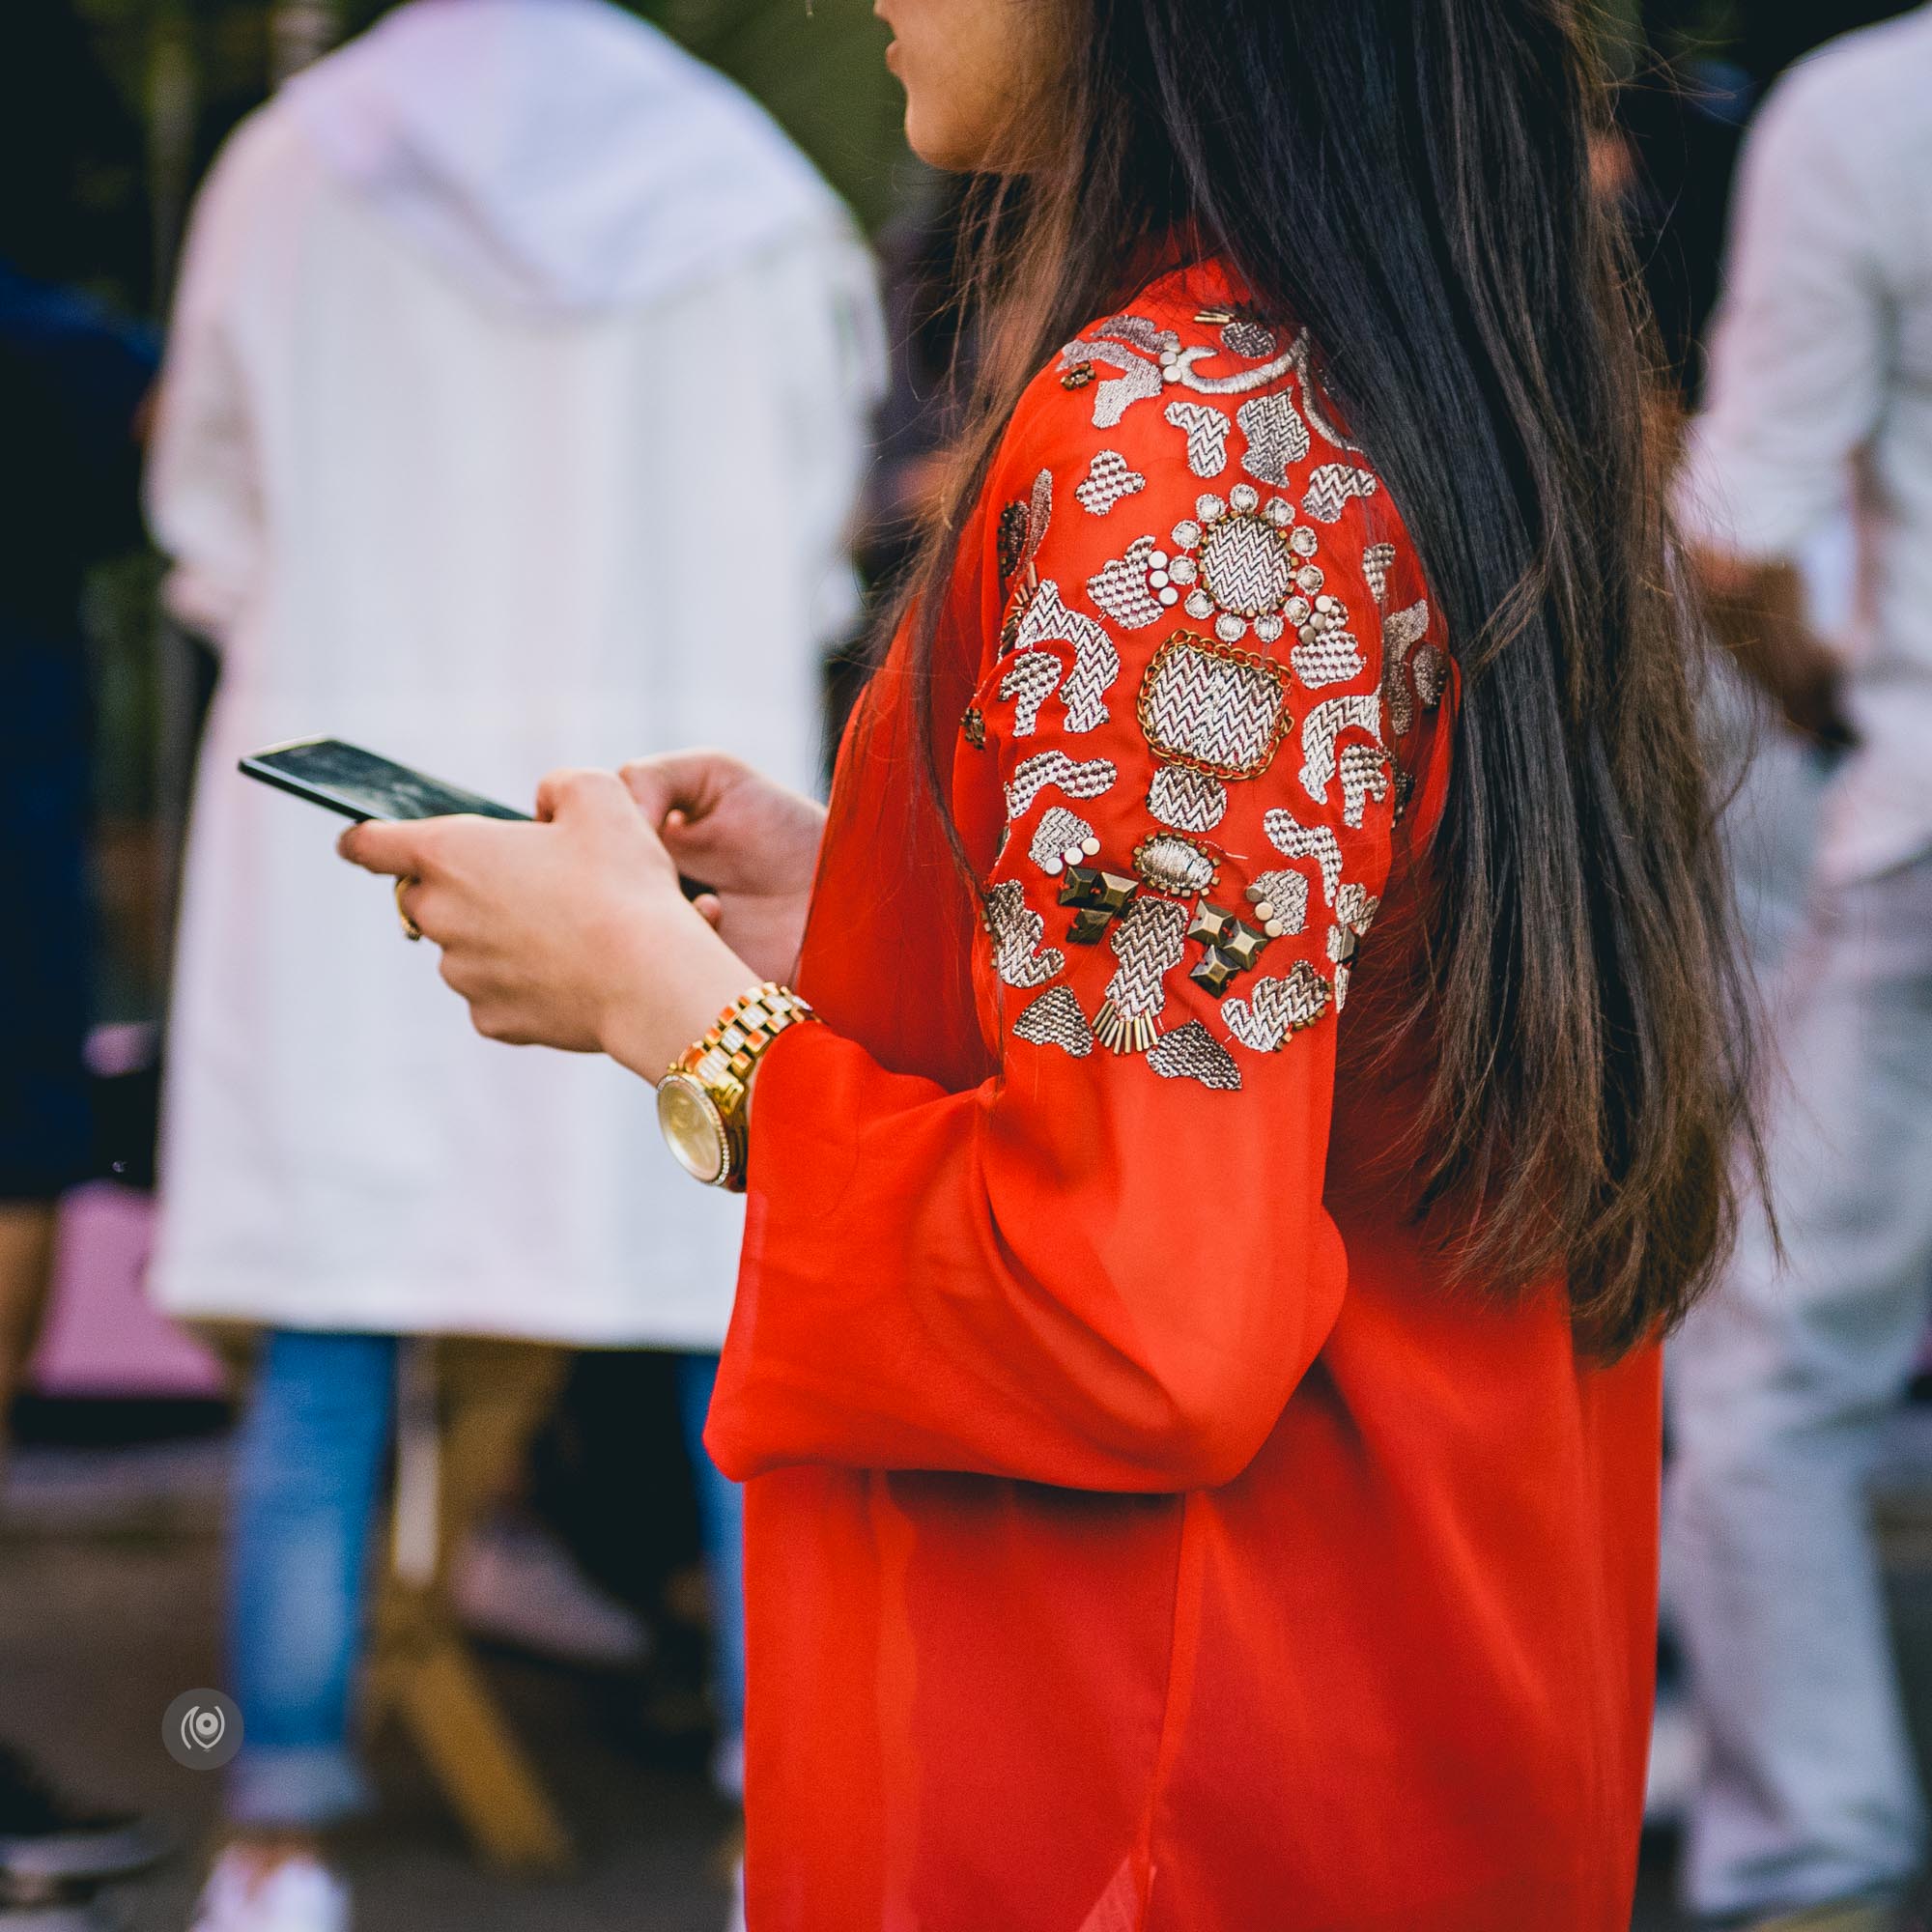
[364,1338,576,1873]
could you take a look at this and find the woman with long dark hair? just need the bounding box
[343,0,1754,1920]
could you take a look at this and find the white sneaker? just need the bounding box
[187,1849,350,1932]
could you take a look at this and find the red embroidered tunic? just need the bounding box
[708,263,1661,1931]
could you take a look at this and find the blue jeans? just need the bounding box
[225,1332,747,1829]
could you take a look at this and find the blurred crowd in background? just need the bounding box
[1,1,1928,1928]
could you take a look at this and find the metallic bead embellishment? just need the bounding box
[1030,807,1100,877]
[1298,694,1384,807]
[1094,896,1188,1053]
[1380,598,1433,737]
[1245,867,1310,938]
[1074,449,1148,517]
[1362,542,1397,610]
[1061,363,1095,391]
[1186,900,1270,995]
[1338,741,1392,829]
[1138,632,1293,781]
[1057,337,1163,429]
[1087,535,1168,632]
[997,502,1030,582]
[1302,464,1379,525]
[1164,399,1233,478]
[1223,960,1331,1052]
[1148,763,1229,833]
[1133,833,1218,899]
[1001,650,1064,737]
[1263,808,1344,906]
[1005,751,1118,821]
[1222,319,1279,360]
[982,880,1065,989]
[1413,644,1450,710]
[1292,629,1368,691]
[1011,579,1122,732]
[1237,391,1310,487]
[1023,469,1055,570]
[1148,1020,1242,1091]
[961,705,986,750]
[1012,986,1095,1059]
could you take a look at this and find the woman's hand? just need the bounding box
[337,768,754,1080]
[618,751,827,984]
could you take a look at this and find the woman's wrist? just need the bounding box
[598,911,763,1084]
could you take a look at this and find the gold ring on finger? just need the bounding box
[395,877,423,943]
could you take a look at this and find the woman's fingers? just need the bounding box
[338,816,440,879]
[617,749,738,828]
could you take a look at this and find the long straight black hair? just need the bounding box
[889,0,1758,1356]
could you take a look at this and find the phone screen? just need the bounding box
[239,738,530,824]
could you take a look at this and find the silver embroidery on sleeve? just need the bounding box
[1168,341,1299,396]
[1338,741,1392,828]
[1094,897,1188,1054]
[1148,1020,1242,1091]
[1087,535,1168,632]
[1288,331,1360,452]
[1222,319,1279,360]
[1058,338,1164,430]
[1138,634,1293,780]
[1327,884,1380,1013]
[1222,960,1331,1052]
[1095,314,1172,355]
[1298,694,1383,805]
[1000,650,1064,737]
[1380,599,1433,737]
[1237,391,1310,487]
[1362,542,1397,610]
[1245,867,1310,937]
[1029,807,1099,877]
[983,880,1065,989]
[1164,399,1234,478]
[1413,644,1450,709]
[1148,764,1229,833]
[1302,464,1379,525]
[1013,468,1054,579]
[1011,580,1121,731]
[1074,449,1148,517]
[1005,751,1118,821]
[1263,809,1344,906]
[1012,985,1095,1058]
[1292,630,1368,691]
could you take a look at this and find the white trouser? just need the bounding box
[1667,849,1932,1918]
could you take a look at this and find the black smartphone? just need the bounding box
[239,737,530,824]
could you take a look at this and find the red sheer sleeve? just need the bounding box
[707,301,1442,1492]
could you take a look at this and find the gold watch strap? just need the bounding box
[667,982,816,1188]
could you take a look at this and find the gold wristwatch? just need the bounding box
[655,982,816,1192]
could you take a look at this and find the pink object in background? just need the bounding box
[31,1182,226,1398]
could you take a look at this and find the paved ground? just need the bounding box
[8,1433,1932,1932]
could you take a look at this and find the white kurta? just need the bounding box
[145,5,881,1346]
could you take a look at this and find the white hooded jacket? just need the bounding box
[146,0,882,1346]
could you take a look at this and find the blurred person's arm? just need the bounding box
[1673,60,1891,747]
[144,125,271,647]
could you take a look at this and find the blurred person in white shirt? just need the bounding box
[1666,9,1932,1928]
[145,4,880,1928]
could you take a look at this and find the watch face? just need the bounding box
[657,1075,729,1184]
